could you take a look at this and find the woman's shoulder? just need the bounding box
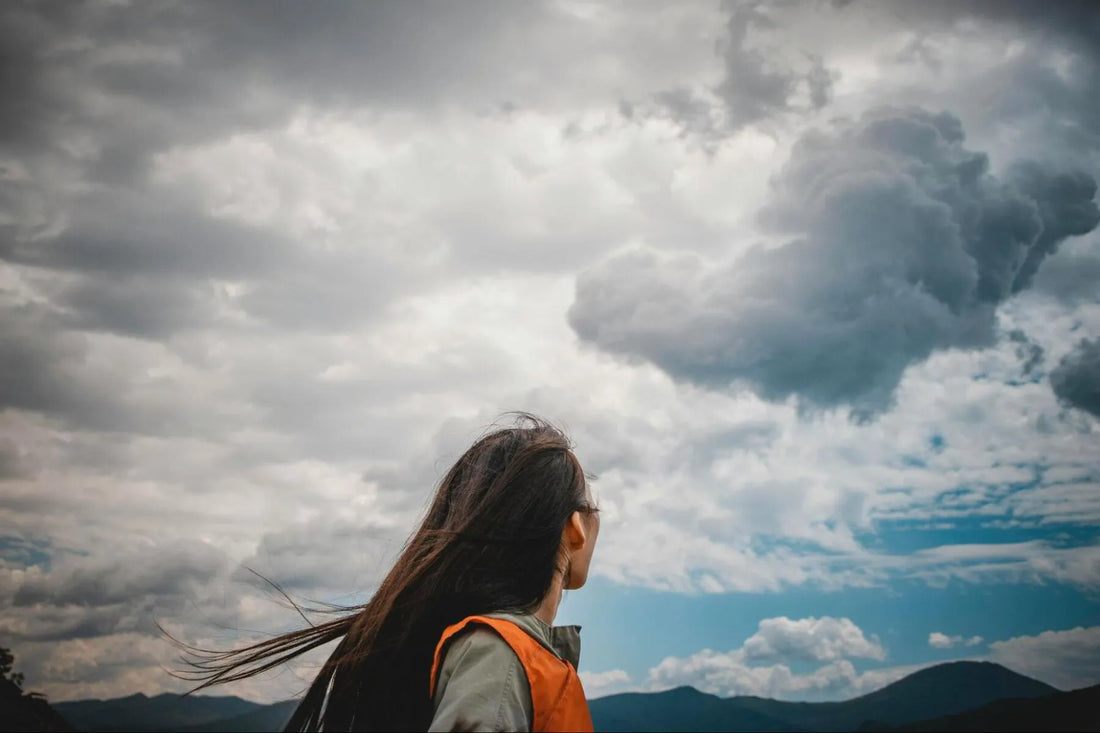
[430,625,533,732]
[439,622,524,667]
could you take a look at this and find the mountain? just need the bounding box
[54,692,265,732]
[51,661,1066,732]
[178,700,297,732]
[736,661,1057,732]
[590,685,793,732]
[588,661,1059,732]
[888,682,1100,732]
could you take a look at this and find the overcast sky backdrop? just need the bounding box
[2,0,1099,705]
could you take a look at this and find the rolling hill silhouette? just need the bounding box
[887,682,1099,732]
[177,700,298,732]
[54,661,1075,732]
[54,692,267,732]
[589,661,1057,732]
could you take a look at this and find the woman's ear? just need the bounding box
[565,510,587,551]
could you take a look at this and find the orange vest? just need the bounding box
[430,615,594,732]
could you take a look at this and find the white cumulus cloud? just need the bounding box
[989,625,1100,691]
[579,668,633,698]
[928,632,984,649]
[645,616,897,701]
[743,616,886,663]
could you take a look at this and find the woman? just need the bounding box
[178,414,600,732]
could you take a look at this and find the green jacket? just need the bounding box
[428,612,583,732]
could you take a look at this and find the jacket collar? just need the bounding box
[485,611,582,668]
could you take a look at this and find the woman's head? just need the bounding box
[416,413,599,611]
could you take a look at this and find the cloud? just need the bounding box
[0,535,346,702]
[713,1,832,130]
[1031,250,1100,303]
[3,542,229,640]
[902,541,1100,590]
[646,620,1100,702]
[649,1,834,141]
[569,107,1099,417]
[1005,163,1100,293]
[0,437,34,480]
[0,303,199,435]
[579,669,633,698]
[648,621,1100,701]
[644,616,894,702]
[1007,329,1044,376]
[1050,338,1100,418]
[237,516,407,595]
[1,186,297,280]
[742,616,886,663]
[928,632,984,649]
[990,626,1100,691]
[16,633,187,702]
[0,2,559,174]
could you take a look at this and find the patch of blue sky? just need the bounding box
[749,532,853,557]
[861,517,1100,554]
[937,467,1044,498]
[972,370,1046,387]
[867,462,1099,533]
[893,434,950,470]
[0,535,52,570]
[1002,374,1046,387]
[559,576,1100,691]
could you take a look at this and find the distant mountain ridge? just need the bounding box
[54,661,1072,732]
[889,682,1099,732]
[54,692,269,732]
[177,700,298,733]
[590,661,1058,732]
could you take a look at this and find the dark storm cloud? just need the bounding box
[0,306,171,434]
[0,306,100,427]
[12,543,225,608]
[875,1,1100,168]
[0,1,552,173]
[1,0,503,433]
[0,438,33,480]
[897,0,1100,50]
[0,2,508,147]
[53,276,221,340]
[1031,249,1100,303]
[237,518,407,595]
[715,1,832,128]
[569,107,1100,417]
[4,542,228,641]
[1,187,297,279]
[6,603,158,643]
[1006,165,1100,293]
[1007,330,1044,377]
[0,178,287,339]
[0,0,605,439]
[1050,339,1100,418]
[652,1,833,138]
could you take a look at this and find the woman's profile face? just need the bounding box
[566,482,600,590]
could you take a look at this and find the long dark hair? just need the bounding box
[171,413,597,731]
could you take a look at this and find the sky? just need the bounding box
[1,0,1099,706]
